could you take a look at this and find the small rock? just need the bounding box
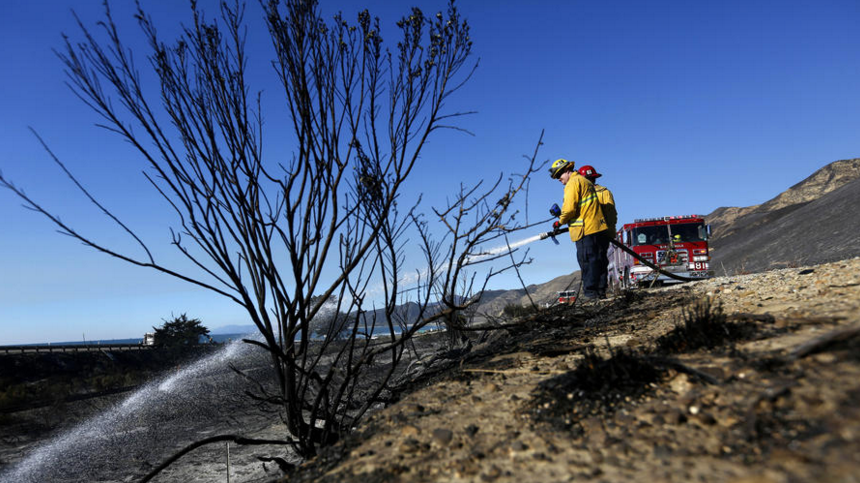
[399,438,421,454]
[635,410,657,426]
[484,382,501,392]
[510,440,529,452]
[480,465,502,481]
[400,424,421,437]
[432,428,454,445]
[652,444,672,459]
[580,416,603,433]
[812,352,837,364]
[465,424,480,437]
[667,408,688,424]
[401,403,425,414]
[798,269,815,275]
[669,374,694,394]
[719,415,739,428]
[695,412,717,426]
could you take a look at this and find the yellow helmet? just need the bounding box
[549,158,574,179]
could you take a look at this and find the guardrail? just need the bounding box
[0,343,153,355]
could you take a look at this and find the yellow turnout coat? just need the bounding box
[558,173,608,242]
[594,184,617,234]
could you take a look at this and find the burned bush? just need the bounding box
[529,347,666,432]
[655,297,757,354]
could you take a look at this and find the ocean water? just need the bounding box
[9,333,249,347]
[8,325,443,348]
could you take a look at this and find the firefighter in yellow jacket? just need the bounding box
[579,164,616,297]
[549,159,610,300]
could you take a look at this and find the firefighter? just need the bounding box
[549,159,610,300]
[578,165,616,298]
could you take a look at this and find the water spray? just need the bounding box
[1,336,293,483]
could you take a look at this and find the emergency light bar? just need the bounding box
[633,214,701,223]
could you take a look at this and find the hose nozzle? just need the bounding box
[541,226,569,240]
[541,226,568,244]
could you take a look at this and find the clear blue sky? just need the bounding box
[2,0,858,344]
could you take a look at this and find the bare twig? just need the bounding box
[789,323,860,360]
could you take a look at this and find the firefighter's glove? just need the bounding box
[552,221,561,231]
[549,203,561,218]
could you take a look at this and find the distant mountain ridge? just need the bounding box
[707,158,860,241]
[706,158,860,275]
[466,271,581,321]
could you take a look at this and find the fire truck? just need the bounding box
[557,290,578,304]
[608,214,713,290]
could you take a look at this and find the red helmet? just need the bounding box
[578,165,601,179]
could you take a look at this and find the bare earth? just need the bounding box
[282,257,860,483]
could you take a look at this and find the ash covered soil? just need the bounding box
[282,257,860,483]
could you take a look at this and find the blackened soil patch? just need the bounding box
[528,348,666,432]
[654,297,758,353]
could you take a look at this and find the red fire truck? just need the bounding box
[608,214,713,290]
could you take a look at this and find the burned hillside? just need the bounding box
[707,158,860,275]
[278,257,860,483]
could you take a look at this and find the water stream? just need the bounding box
[1,338,290,483]
[466,233,545,263]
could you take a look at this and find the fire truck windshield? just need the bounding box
[631,223,707,246]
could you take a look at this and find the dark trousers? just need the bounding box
[576,230,610,299]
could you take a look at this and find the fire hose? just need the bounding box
[539,226,701,283]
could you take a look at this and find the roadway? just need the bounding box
[0,343,153,355]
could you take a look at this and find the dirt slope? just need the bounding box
[710,176,860,275]
[282,257,860,483]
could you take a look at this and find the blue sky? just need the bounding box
[2,0,859,344]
